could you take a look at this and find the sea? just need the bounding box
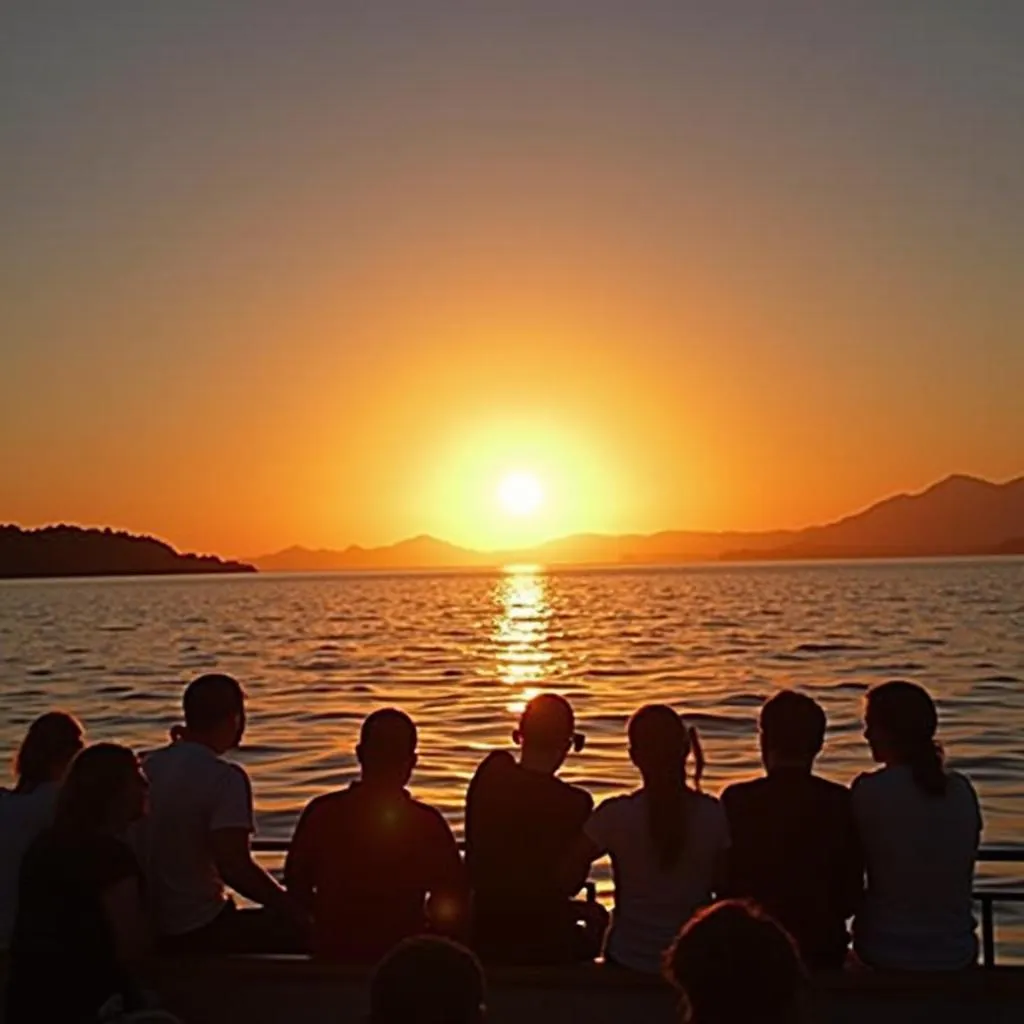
[2,558,1022,957]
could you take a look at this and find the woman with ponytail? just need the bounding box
[852,681,982,971]
[562,705,728,973]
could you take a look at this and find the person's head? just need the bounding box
[513,693,583,775]
[759,691,826,772]
[864,680,946,796]
[369,936,486,1024]
[54,742,149,836]
[628,704,701,870]
[181,673,246,752]
[14,711,84,792]
[358,708,418,788]
[665,900,806,1024]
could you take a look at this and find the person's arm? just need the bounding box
[283,802,318,911]
[211,827,308,926]
[837,793,864,918]
[101,874,151,965]
[424,812,470,940]
[561,832,601,897]
[209,766,309,930]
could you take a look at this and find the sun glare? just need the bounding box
[497,471,544,517]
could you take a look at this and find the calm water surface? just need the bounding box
[2,560,1022,950]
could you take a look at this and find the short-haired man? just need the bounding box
[285,708,467,962]
[464,693,607,963]
[721,690,862,969]
[136,674,308,952]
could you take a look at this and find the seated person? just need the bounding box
[464,693,607,963]
[285,708,468,962]
[6,743,151,1024]
[665,900,807,1024]
[853,680,982,971]
[0,711,84,950]
[721,690,862,969]
[135,673,308,952]
[369,936,486,1024]
[564,704,729,974]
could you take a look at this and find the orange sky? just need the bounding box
[2,4,1022,558]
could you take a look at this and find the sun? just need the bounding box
[497,471,544,517]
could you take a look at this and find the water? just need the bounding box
[2,559,1022,953]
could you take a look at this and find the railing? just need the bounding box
[253,840,1024,969]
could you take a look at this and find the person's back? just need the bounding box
[134,674,306,952]
[852,681,981,970]
[567,705,729,973]
[286,708,466,962]
[722,691,861,969]
[465,695,595,963]
[0,712,83,950]
[854,764,980,968]
[139,737,253,936]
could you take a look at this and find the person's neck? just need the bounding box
[358,773,405,793]
[766,758,814,775]
[519,748,559,776]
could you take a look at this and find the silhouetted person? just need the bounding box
[721,691,862,969]
[135,673,308,952]
[465,693,608,963]
[853,680,981,970]
[665,900,807,1024]
[285,708,467,962]
[564,704,728,973]
[0,711,83,950]
[369,936,486,1024]
[6,743,151,1024]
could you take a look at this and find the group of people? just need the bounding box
[0,673,983,1022]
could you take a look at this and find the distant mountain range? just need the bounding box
[254,473,1024,572]
[0,525,254,579]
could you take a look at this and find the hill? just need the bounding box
[253,473,1024,572]
[724,475,1024,560]
[0,525,255,579]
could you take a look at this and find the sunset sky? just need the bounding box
[2,2,1022,557]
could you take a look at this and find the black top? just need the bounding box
[465,751,593,963]
[6,829,142,1024]
[721,769,863,970]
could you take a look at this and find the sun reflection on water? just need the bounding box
[494,565,552,713]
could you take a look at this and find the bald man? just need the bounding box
[465,694,607,964]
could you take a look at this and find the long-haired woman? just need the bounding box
[6,742,152,1023]
[563,705,729,973]
[852,681,982,970]
[0,711,84,949]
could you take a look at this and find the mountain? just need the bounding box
[723,475,1024,560]
[0,525,255,579]
[253,473,1024,572]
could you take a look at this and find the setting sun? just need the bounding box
[497,471,544,517]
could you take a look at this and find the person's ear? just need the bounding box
[512,728,522,746]
[411,752,418,771]
[355,742,364,765]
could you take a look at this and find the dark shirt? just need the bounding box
[6,829,141,1024]
[285,782,466,963]
[721,769,863,970]
[465,750,593,963]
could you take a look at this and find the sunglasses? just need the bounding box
[571,732,586,753]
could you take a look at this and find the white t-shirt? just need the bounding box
[135,741,255,936]
[852,764,982,970]
[584,788,730,973]
[0,782,59,950]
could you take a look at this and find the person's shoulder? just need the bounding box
[721,776,766,807]
[809,773,853,800]
[563,778,594,815]
[691,789,726,819]
[409,796,456,836]
[593,791,638,820]
[946,770,980,803]
[473,749,516,782]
